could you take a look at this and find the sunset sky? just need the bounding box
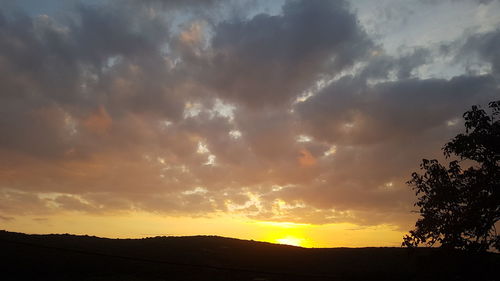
[1,0,500,248]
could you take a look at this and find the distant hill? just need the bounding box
[0,230,498,281]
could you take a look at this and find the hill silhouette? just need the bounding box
[0,230,498,281]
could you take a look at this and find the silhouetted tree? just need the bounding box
[403,101,500,252]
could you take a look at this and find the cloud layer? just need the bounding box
[0,0,499,229]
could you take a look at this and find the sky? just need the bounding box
[0,0,499,248]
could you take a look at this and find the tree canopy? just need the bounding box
[403,101,500,252]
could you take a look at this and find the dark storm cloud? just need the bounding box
[296,75,498,145]
[201,0,373,108]
[358,48,430,81]
[459,28,500,75]
[0,2,181,158]
[0,0,499,229]
[0,2,170,103]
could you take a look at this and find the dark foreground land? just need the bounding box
[0,230,499,281]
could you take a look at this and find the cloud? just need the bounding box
[192,0,373,108]
[296,75,498,145]
[0,1,183,158]
[357,49,428,81]
[0,0,499,231]
[458,28,500,75]
[0,215,15,222]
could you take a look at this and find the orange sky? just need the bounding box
[2,212,406,248]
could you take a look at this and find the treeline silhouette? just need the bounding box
[1,230,498,281]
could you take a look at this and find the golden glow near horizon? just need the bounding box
[258,221,313,247]
[276,236,306,247]
[2,211,406,248]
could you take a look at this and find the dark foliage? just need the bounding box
[403,101,500,252]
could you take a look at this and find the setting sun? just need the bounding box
[276,236,304,247]
[258,221,314,247]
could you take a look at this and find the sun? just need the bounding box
[257,221,313,247]
[276,236,304,247]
